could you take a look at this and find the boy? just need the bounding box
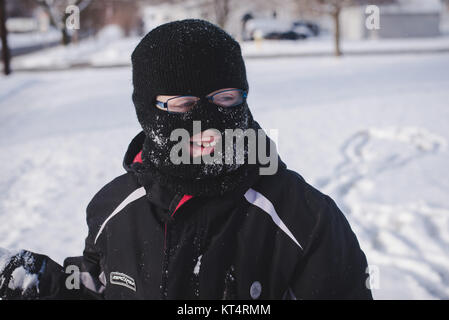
[0,19,372,300]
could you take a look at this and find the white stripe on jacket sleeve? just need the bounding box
[94,187,146,244]
[244,188,303,250]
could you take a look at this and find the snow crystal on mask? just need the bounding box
[146,127,169,147]
[193,255,202,275]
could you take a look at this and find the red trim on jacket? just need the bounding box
[172,195,193,217]
[133,150,143,164]
[133,149,193,214]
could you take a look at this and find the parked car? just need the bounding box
[243,17,320,41]
[293,20,320,37]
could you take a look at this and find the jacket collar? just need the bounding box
[122,130,286,217]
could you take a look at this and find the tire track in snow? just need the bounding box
[317,126,449,299]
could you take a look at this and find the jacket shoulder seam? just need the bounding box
[93,186,146,244]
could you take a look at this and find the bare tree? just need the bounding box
[319,0,347,56]
[35,0,92,45]
[0,0,10,75]
[312,0,395,56]
[213,0,231,28]
[178,0,234,30]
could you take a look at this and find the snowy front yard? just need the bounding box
[1,53,448,299]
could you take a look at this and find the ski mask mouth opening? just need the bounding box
[131,19,259,196]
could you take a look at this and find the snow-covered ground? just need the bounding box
[8,33,449,70]
[1,53,448,300]
[243,36,449,56]
[0,29,61,52]
[7,25,138,69]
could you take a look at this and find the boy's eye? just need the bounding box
[167,97,199,113]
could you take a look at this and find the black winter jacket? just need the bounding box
[1,131,372,300]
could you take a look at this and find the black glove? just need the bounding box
[0,249,46,300]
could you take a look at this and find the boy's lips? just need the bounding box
[189,130,221,157]
[190,139,218,148]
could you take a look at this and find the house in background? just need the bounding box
[341,0,443,40]
[140,0,305,41]
[141,1,212,34]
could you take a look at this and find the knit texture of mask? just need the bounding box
[131,19,259,196]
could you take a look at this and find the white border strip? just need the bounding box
[94,187,146,244]
[244,188,303,250]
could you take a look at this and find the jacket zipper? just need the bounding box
[161,194,190,300]
[160,193,185,300]
[160,221,170,300]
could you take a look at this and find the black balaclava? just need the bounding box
[131,19,259,197]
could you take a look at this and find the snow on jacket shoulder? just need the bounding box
[1,131,372,300]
